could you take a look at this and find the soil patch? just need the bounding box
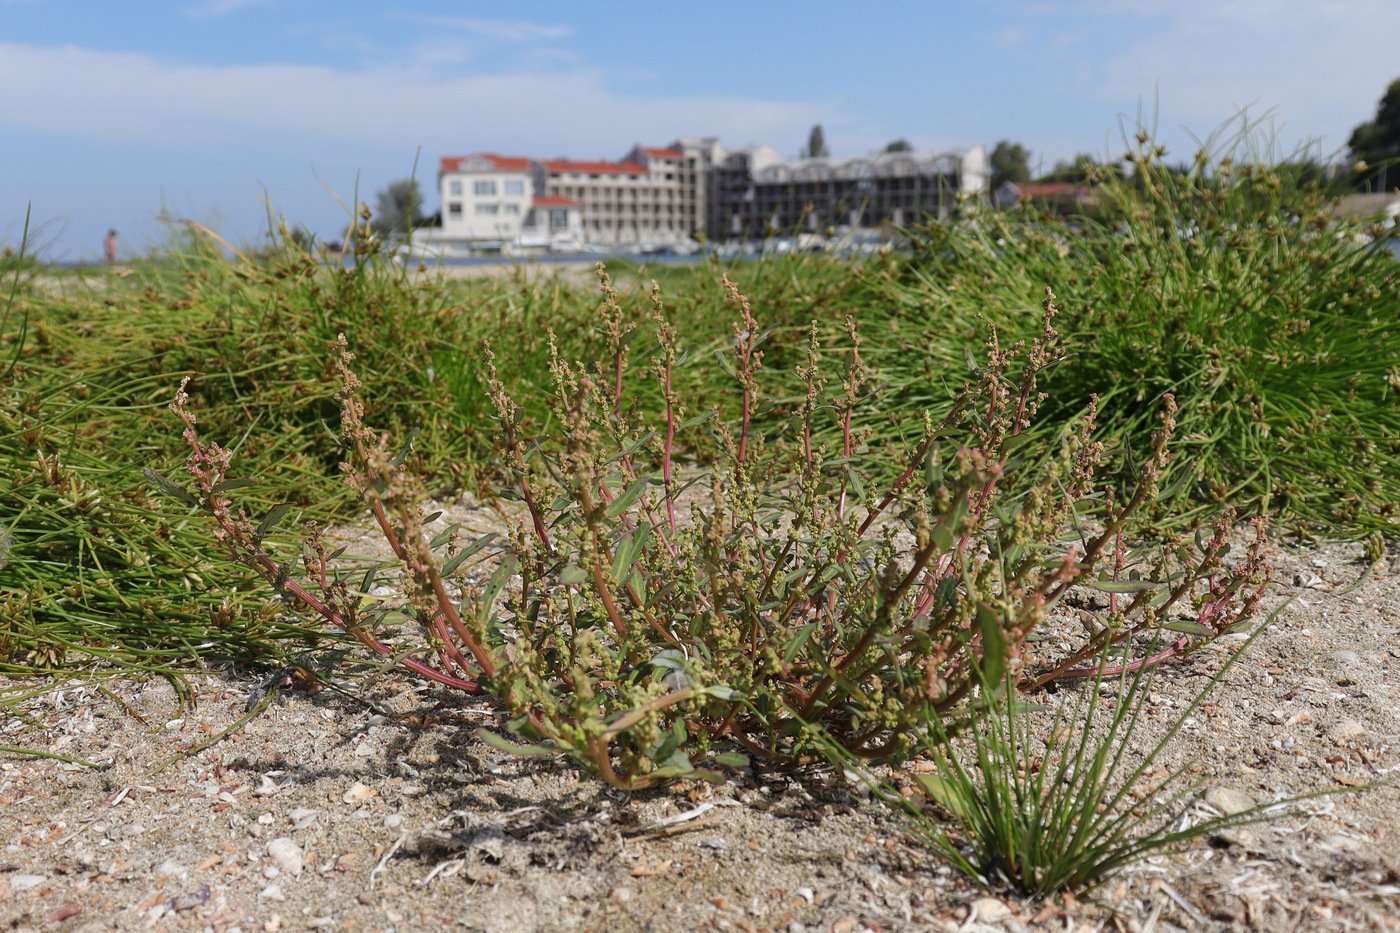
[3,533,1398,932]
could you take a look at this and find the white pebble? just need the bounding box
[342,782,375,804]
[971,896,1012,923]
[1203,786,1256,815]
[266,837,303,877]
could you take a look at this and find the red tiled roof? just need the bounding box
[1016,182,1092,199]
[540,159,648,175]
[642,147,684,158]
[533,195,581,207]
[440,153,531,173]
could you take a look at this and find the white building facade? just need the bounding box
[437,153,535,245]
[430,140,989,251]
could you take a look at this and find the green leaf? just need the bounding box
[558,564,590,585]
[679,411,715,430]
[702,684,742,701]
[479,556,519,613]
[713,349,738,379]
[847,470,867,503]
[1161,620,1214,636]
[712,752,750,769]
[474,728,558,758]
[782,623,817,664]
[914,772,970,819]
[143,468,199,506]
[391,428,421,467]
[442,533,497,576]
[649,648,688,671]
[1085,578,1159,594]
[430,525,456,549]
[423,510,443,525]
[256,502,295,539]
[605,475,653,518]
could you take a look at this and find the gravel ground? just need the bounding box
[3,524,1398,933]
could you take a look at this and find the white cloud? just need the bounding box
[1085,0,1400,154]
[400,16,572,42]
[0,43,828,159]
[997,26,1028,48]
[183,0,271,16]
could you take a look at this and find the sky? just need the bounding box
[3,0,1398,261]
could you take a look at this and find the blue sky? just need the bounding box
[3,0,1397,261]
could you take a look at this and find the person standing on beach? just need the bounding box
[105,229,118,265]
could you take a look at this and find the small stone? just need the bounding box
[971,897,1012,923]
[169,885,210,912]
[384,814,404,829]
[266,838,303,877]
[342,782,375,804]
[608,886,634,901]
[1328,650,1361,666]
[259,884,285,902]
[288,808,320,830]
[354,741,376,758]
[1327,719,1367,745]
[1210,827,1255,848]
[698,836,728,851]
[10,874,46,892]
[1202,786,1256,815]
[154,859,186,878]
[793,887,815,905]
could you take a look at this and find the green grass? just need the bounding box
[4,120,1398,685]
[863,128,1400,538]
[840,621,1352,897]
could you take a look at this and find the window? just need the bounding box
[475,204,499,215]
[504,180,525,196]
[504,203,520,215]
[448,180,463,196]
[448,202,462,218]
[473,180,497,196]
[549,209,569,229]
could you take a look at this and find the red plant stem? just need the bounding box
[238,541,481,692]
[1049,634,1190,681]
[362,475,498,680]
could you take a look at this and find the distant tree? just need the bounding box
[884,138,914,153]
[372,178,425,236]
[1038,153,1109,183]
[989,140,1032,189]
[804,124,830,159]
[286,225,316,250]
[1348,77,1400,191]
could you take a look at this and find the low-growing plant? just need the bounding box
[845,617,1344,898]
[158,272,1270,788]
